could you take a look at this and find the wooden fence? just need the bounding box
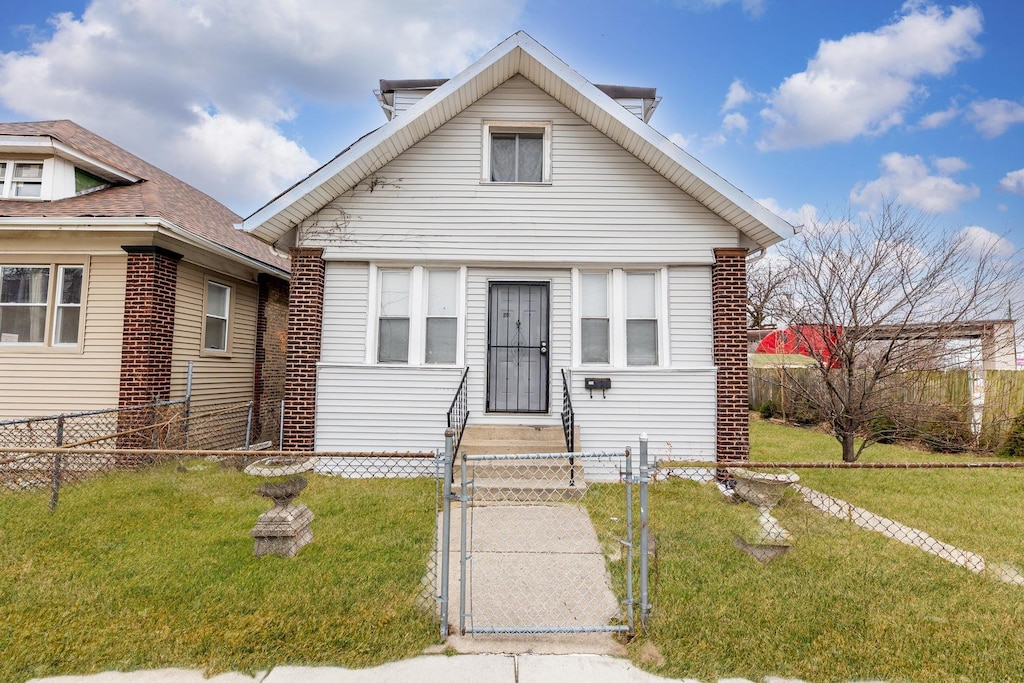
[749,367,1024,450]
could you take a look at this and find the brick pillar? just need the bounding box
[712,247,749,466]
[117,246,182,457]
[253,274,289,445]
[283,248,325,451]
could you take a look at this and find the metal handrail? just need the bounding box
[561,368,576,486]
[446,367,470,455]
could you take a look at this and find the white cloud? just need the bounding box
[967,98,1024,138]
[0,0,523,211]
[668,132,694,149]
[758,4,982,150]
[756,197,820,231]
[933,156,968,174]
[999,169,1024,195]
[722,79,753,112]
[674,0,765,18]
[178,108,317,202]
[957,225,1017,259]
[722,112,749,134]
[917,102,961,129]
[850,152,980,214]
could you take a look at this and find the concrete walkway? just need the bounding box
[25,653,814,682]
[438,503,626,655]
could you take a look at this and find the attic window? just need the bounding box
[482,121,550,183]
[75,168,109,195]
[0,162,43,199]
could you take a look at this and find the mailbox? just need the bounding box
[584,377,611,398]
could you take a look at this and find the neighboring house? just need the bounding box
[0,120,289,443]
[245,32,792,463]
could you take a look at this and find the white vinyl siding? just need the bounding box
[315,365,465,452]
[170,263,258,409]
[568,369,717,460]
[321,262,369,364]
[0,255,122,418]
[300,75,739,263]
[667,266,713,366]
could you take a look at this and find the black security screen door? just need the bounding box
[486,282,550,413]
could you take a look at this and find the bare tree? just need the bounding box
[770,202,1019,462]
[747,258,793,329]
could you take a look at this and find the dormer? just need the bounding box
[0,134,141,201]
[375,79,660,123]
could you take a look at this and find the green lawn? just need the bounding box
[750,416,1024,564]
[4,426,1023,683]
[625,477,1024,683]
[0,461,438,682]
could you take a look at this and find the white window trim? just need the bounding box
[202,279,232,355]
[572,267,668,368]
[481,120,552,184]
[52,265,84,346]
[366,264,466,366]
[0,260,87,350]
[0,158,53,200]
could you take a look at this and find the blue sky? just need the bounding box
[1,1,1022,257]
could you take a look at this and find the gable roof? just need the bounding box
[244,31,793,250]
[0,120,288,275]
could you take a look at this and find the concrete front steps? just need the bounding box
[455,424,584,502]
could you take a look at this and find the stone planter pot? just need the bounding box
[727,467,799,508]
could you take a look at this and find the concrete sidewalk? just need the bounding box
[27,654,698,683]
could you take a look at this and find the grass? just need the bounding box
[5,423,1024,682]
[621,478,1024,682]
[750,416,1024,564]
[0,460,438,681]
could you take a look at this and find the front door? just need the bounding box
[486,282,549,412]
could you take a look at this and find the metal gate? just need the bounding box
[437,436,652,637]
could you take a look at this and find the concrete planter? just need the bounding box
[727,467,799,508]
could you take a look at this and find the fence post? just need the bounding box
[439,429,454,639]
[459,453,469,636]
[624,445,635,636]
[184,361,194,448]
[49,416,65,513]
[639,433,651,624]
[245,401,254,450]
[279,399,285,449]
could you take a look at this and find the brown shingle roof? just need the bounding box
[0,120,288,274]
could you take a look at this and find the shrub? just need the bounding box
[998,411,1024,458]
[868,415,898,444]
[758,400,780,420]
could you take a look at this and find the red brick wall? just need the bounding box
[253,274,289,445]
[117,246,182,456]
[118,246,182,407]
[712,247,749,465]
[283,248,325,451]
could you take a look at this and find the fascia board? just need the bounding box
[0,135,141,183]
[245,35,527,243]
[245,30,793,248]
[0,217,288,278]
[512,33,794,247]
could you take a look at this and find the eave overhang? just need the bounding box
[243,31,794,250]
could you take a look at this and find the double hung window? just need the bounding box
[376,267,461,365]
[483,122,551,183]
[0,162,44,199]
[0,264,84,346]
[578,269,662,367]
[203,281,231,352]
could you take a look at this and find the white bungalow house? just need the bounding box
[245,31,792,463]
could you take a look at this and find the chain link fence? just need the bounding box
[656,460,1024,585]
[442,445,651,637]
[0,401,269,505]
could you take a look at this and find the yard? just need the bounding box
[2,421,1023,682]
[0,461,438,681]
